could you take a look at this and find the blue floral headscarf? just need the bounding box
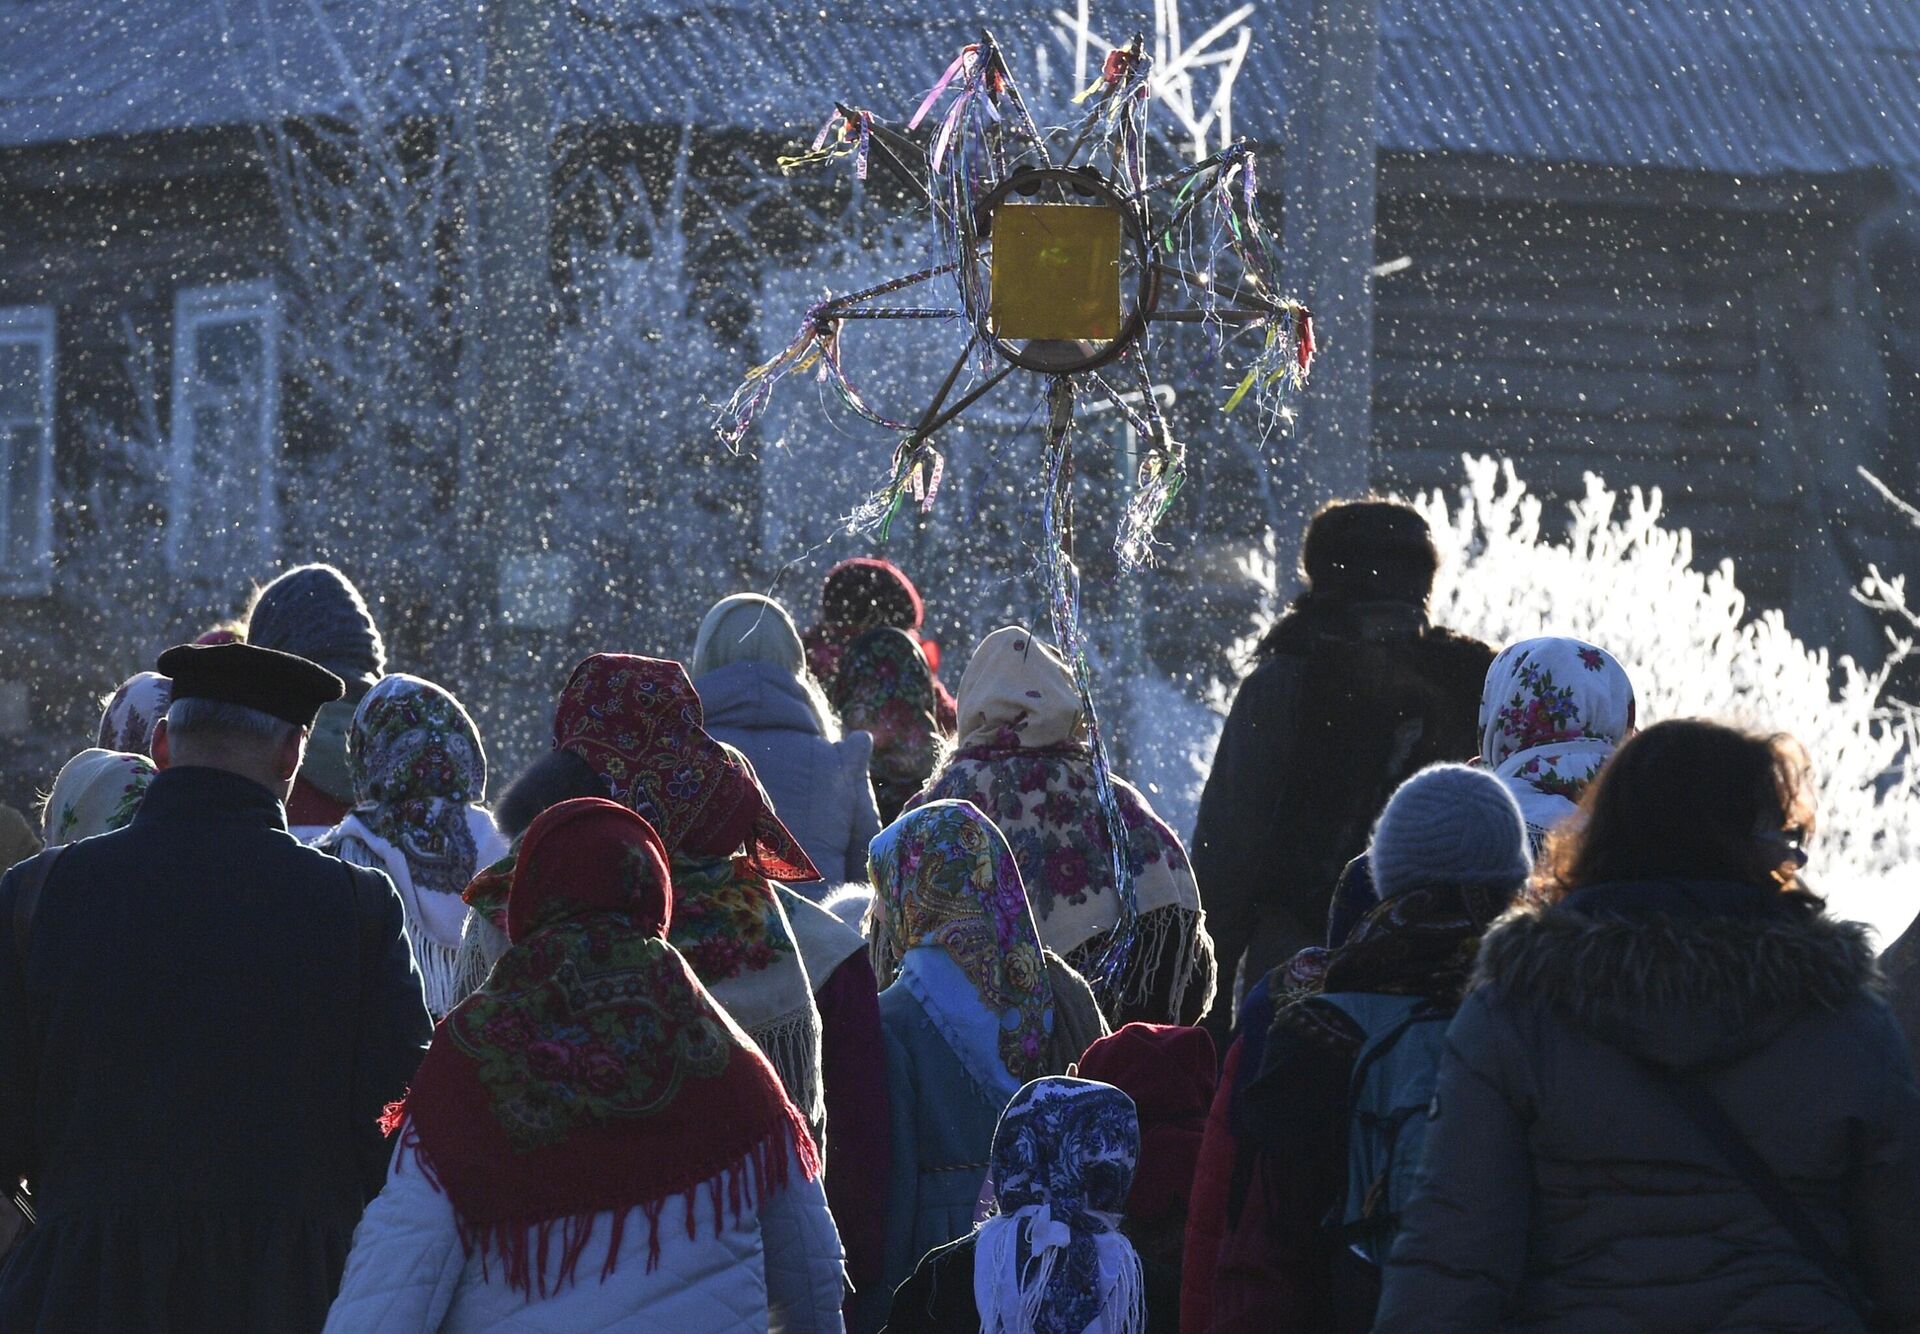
[974,1076,1144,1334]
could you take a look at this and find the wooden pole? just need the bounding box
[1278,0,1380,552]
[456,0,564,777]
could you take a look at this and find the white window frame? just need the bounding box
[0,305,56,596]
[167,281,281,572]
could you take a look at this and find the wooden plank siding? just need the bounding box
[1366,179,1881,611]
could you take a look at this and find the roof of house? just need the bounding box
[3,1,1919,195]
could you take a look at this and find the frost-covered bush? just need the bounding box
[1173,455,1920,941]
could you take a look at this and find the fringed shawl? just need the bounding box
[396,799,817,1298]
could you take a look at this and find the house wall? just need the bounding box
[1367,157,1914,653]
[0,132,282,810]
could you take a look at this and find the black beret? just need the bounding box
[155,642,345,729]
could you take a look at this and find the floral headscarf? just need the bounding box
[342,674,490,898]
[976,1076,1145,1334]
[1479,636,1636,835]
[833,627,946,821]
[96,672,171,757]
[320,675,506,1015]
[45,749,155,844]
[914,628,1205,1023]
[553,654,818,883]
[870,800,1055,1092]
[803,556,927,685]
[399,799,816,1297]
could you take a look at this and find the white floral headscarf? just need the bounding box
[1479,637,1635,836]
[45,749,156,845]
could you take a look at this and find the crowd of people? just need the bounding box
[1,500,1917,1333]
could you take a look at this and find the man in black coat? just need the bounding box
[0,642,432,1332]
[1193,502,1494,1037]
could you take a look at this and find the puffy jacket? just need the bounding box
[1376,880,1920,1333]
[698,661,882,887]
[323,1136,846,1333]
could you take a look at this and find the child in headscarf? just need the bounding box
[833,627,947,824]
[42,750,156,845]
[886,1076,1175,1334]
[96,673,171,757]
[868,801,1109,1318]
[324,799,845,1332]
[317,675,507,1018]
[1478,635,1636,845]
[911,627,1215,1028]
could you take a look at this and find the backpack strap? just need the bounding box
[10,845,65,975]
[1645,1062,1881,1326]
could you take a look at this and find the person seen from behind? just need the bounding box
[324,798,845,1332]
[316,675,508,1018]
[865,800,1108,1327]
[911,626,1215,1027]
[883,1076,1172,1333]
[246,564,389,840]
[0,642,431,1331]
[833,626,949,825]
[803,557,957,732]
[1209,764,1530,1332]
[1192,500,1493,1037]
[40,749,156,846]
[1076,1022,1218,1298]
[1375,719,1920,1332]
[692,592,884,889]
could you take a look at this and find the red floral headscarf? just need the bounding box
[399,799,816,1296]
[552,654,819,883]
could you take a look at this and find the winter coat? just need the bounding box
[1376,880,1920,1333]
[323,1136,846,1333]
[1192,600,1490,1030]
[699,660,883,888]
[1880,910,1920,1075]
[0,766,432,1332]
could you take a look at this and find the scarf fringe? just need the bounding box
[1070,905,1201,1024]
[399,1112,815,1299]
[751,1006,826,1129]
[414,936,466,1018]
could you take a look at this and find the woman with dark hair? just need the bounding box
[1375,720,1920,1332]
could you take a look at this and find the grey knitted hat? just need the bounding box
[245,564,387,697]
[1370,763,1531,899]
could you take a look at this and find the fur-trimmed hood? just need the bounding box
[1475,879,1882,1068]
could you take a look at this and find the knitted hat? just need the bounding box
[1300,500,1438,605]
[246,564,387,697]
[1370,763,1530,899]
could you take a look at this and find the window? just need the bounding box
[167,281,280,578]
[0,306,55,596]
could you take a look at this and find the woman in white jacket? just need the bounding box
[325,797,846,1333]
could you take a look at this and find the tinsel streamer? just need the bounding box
[1106,358,1187,570]
[714,316,830,446]
[1038,378,1140,1004]
[843,434,945,538]
[776,109,871,178]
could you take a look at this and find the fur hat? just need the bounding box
[246,564,387,697]
[1371,763,1530,899]
[1300,500,1439,605]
